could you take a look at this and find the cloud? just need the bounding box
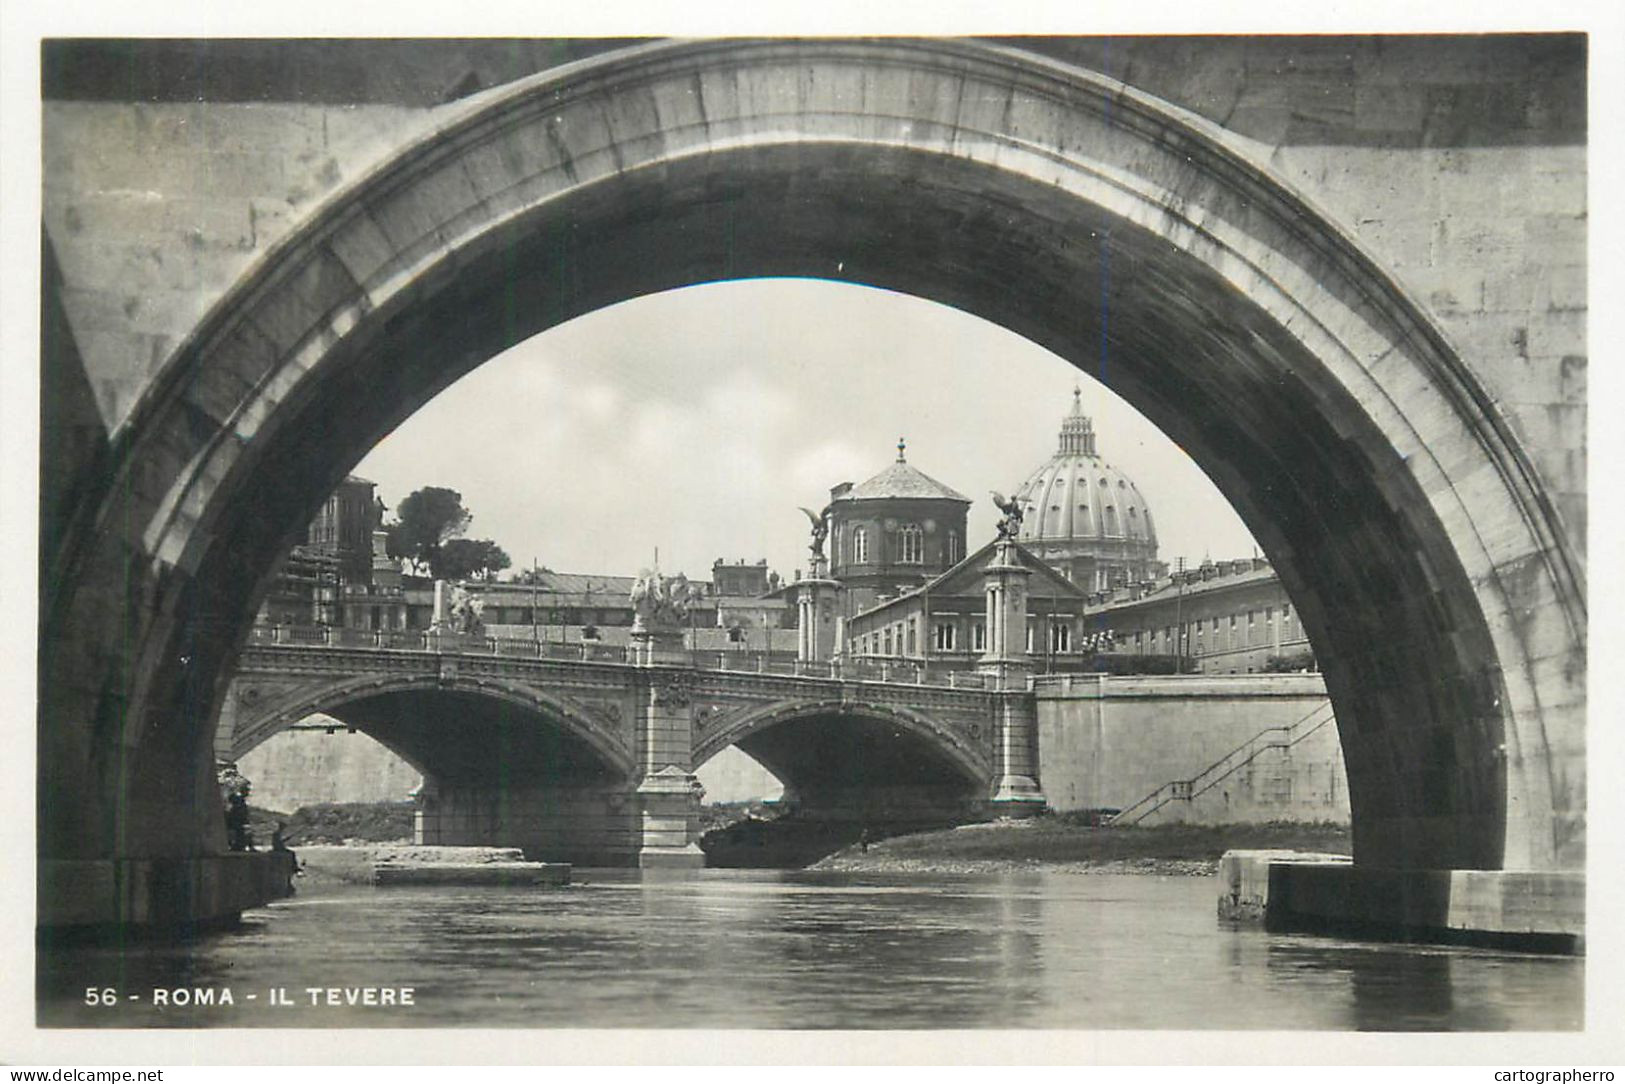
[356,279,1259,583]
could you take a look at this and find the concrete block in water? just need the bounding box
[1217,849,1351,921]
[1217,849,1584,953]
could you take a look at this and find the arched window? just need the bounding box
[852,525,869,564]
[1051,622,1071,653]
[899,523,923,564]
[947,532,962,564]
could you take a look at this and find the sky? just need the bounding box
[354,278,1259,584]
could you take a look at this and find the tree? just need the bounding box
[437,538,512,582]
[385,487,471,575]
[509,565,555,585]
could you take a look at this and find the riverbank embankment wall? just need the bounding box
[1034,673,1347,825]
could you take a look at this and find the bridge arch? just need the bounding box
[42,38,1583,873]
[693,698,992,789]
[225,672,637,779]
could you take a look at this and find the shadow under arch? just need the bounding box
[223,672,638,782]
[41,38,1584,875]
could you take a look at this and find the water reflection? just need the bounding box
[37,870,1580,1031]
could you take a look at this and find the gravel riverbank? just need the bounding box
[807,819,1350,876]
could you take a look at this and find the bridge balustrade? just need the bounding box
[378,629,428,650]
[331,627,380,648]
[247,624,1008,694]
[540,642,582,660]
[582,643,630,664]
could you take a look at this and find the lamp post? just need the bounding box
[1174,556,1186,670]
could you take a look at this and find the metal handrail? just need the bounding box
[1108,700,1337,826]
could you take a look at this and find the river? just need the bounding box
[37,870,1582,1030]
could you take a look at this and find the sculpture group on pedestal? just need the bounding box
[630,569,704,631]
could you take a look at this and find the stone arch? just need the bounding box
[226,672,637,778]
[693,698,992,787]
[41,38,1583,873]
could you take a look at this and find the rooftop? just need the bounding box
[837,439,969,503]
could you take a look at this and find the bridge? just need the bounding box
[39,36,1585,933]
[218,626,1031,866]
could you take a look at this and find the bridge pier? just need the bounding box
[987,692,1045,816]
[413,778,639,865]
[982,540,1046,816]
[632,626,705,868]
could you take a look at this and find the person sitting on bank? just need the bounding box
[225,792,253,852]
[271,822,302,876]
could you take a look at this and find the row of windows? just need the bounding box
[1126,604,1297,655]
[842,524,962,565]
[854,617,1110,657]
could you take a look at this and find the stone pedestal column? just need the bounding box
[979,540,1034,688]
[795,570,842,663]
[988,692,1045,815]
[979,539,1044,815]
[631,624,704,867]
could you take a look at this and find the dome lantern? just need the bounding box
[1057,387,1097,456]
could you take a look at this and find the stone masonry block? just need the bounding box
[191,103,329,158]
[368,157,483,252]
[1520,213,1587,268]
[1352,83,1430,132]
[245,249,360,359]
[1525,310,1586,360]
[326,208,400,290]
[1521,169,1587,219]
[1540,266,1587,314]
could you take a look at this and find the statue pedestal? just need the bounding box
[793,574,842,663]
[630,623,687,666]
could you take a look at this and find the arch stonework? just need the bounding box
[40,39,1584,887]
[222,670,639,778]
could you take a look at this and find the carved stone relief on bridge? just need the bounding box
[692,698,758,734]
[566,693,632,748]
[649,671,694,708]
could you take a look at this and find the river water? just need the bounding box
[37,870,1582,1031]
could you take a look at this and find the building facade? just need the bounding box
[1086,558,1314,675]
[258,474,396,627]
[827,441,971,618]
[842,537,1112,672]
